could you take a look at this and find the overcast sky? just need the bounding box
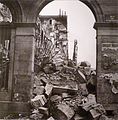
[40,0,96,68]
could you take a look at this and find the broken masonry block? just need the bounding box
[33,86,45,95]
[89,108,101,119]
[31,95,47,108]
[76,69,87,83]
[52,86,78,95]
[39,75,48,84]
[79,83,88,96]
[90,104,106,119]
[81,94,96,111]
[82,102,94,111]
[50,95,62,105]
[38,107,49,116]
[53,103,75,120]
[45,83,53,96]
[62,92,70,98]
[92,104,106,115]
[87,94,96,104]
[34,75,44,86]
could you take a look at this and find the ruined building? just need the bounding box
[0,0,118,118]
[35,14,68,71]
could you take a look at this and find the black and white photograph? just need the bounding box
[0,0,118,119]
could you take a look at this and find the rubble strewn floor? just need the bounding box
[4,61,117,120]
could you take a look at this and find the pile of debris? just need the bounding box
[29,60,114,120]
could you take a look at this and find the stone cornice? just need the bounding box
[94,22,118,29]
[0,22,37,28]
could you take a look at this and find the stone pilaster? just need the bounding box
[94,22,118,110]
[13,23,35,102]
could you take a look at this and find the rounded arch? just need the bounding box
[80,0,104,22]
[35,0,104,23]
[0,0,23,22]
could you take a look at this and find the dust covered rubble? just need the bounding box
[29,60,114,120]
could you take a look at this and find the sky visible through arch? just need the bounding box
[40,0,96,68]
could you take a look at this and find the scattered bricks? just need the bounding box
[38,107,49,116]
[31,95,47,108]
[47,116,55,120]
[45,83,53,96]
[79,83,88,96]
[53,103,75,120]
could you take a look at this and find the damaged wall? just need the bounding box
[35,15,68,69]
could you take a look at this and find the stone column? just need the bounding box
[95,23,118,110]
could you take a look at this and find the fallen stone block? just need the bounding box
[50,95,62,105]
[53,103,75,120]
[82,102,93,111]
[45,83,53,96]
[87,94,96,104]
[52,86,78,95]
[34,75,44,86]
[79,83,88,96]
[62,92,70,98]
[81,94,96,111]
[38,107,49,116]
[76,69,87,83]
[31,95,47,108]
[89,108,101,119]
[93,104,106,114]
[90,104,106,119]
[33,86,45,95]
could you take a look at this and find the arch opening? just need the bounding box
[35,0,96,69]
[0,3,12,91]
[0,3,12,23]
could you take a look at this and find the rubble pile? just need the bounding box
[29,60,114,120]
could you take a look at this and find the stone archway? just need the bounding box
[33,0,104,23]
[0,0,117,118]
[34,0,118,112]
